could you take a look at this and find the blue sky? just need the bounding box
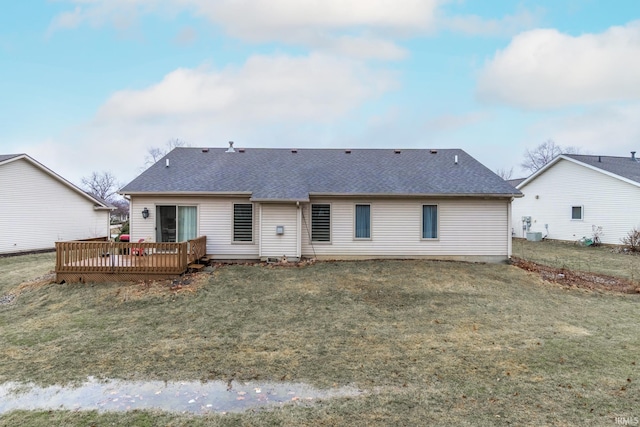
[2,1,640,186]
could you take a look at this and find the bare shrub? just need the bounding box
[591,225,604,246]
[621,228,640,252]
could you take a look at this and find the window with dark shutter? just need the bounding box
[311,204,331,242]
[233,204,253,242]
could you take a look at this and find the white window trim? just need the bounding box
[353,203,372,241]
[310,203,332,244]
[420,203,439,241]
[570,205,584,221]
[232,202,254,244]
[155,204,199,243]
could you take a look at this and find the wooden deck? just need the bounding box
[55,236,206,283]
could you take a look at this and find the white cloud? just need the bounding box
[189,0,439,39]
[536,104,640,155]
[477,21,640,109]
[318,35,408,61]
[97,53,395,124]
[48,0,439,59]
[47,0,541,60]
[48,1,151,33]
[14,53,393,184]
[443,8,541,37]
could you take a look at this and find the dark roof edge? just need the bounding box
[517,155,640,189]
[119,191,253,196]
[308,192,522,198]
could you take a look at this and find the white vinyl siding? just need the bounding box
[302,198,509,259]
[129,196,510,261]
[512,158,640,245]
[233,203,253,242]
[130,196,259,259]
[0,158,110,254]
[259,204,298,258]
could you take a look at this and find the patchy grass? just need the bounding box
[513,237,640,282]
[1,256,639,426]
[0,252,55,294]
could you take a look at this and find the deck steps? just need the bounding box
[187,263,205,271]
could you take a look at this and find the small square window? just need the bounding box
[571,206,583,220]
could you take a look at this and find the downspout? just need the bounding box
[258,203,263,259]
[507,198,513,259]
[296,201,302,259]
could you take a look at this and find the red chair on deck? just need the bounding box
[131,239,146,256]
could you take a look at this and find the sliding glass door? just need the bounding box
[156,205,197,242]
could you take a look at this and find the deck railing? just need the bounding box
[55,236,207,276]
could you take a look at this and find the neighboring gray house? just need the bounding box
[512,153,640,244]
[0,154,113,254]
[120,146,522,262]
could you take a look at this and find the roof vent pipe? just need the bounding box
[632,151,636,161]
[454,155,458,164]
[226,141,235,153]
[166,159,169,167]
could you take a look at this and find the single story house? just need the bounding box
[0,154,113,254]
[120,145,522,262]
[511,153,640,245]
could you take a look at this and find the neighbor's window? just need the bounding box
[571,206,583,220]
[422,205,438,239]
[311,204,331,242]
[355,204,371,239]
[233,203,253,242]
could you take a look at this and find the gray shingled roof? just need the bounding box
[121,147,522,201]
[506,178,526,188]
[564,154,640,184]
[0,154,23,163]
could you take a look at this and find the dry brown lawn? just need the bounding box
[0,251,638,426]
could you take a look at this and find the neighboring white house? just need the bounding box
[0,154,113,254]
[512,153,640,245]
[120,146,522,263]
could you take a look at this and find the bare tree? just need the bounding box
[521,140,580,174]
[495,167,514,180]
[111,198,130,219]
[144,138,188,167]
[81,171,121,203]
